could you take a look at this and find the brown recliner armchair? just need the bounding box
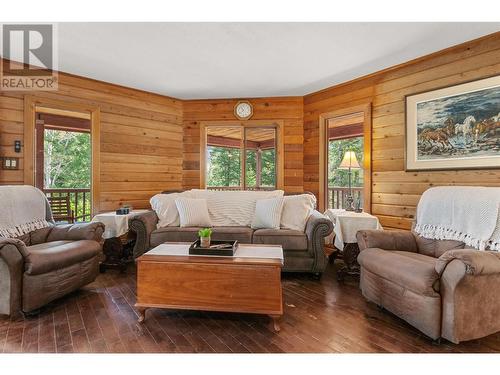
[356,230,500,344]
[0,201,104,317]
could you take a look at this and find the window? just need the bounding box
[202,123,281,190]
[328,135,364,209]
[319,105,371,212]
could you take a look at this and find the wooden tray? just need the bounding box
[189,239,238,256]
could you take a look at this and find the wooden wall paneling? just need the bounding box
[183,97,304,193]
[303,32,500,230]
[0,93,25,184]
[0,62,183,212]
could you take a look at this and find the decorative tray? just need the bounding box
[188,239,238,256]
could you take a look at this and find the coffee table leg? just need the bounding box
[270,315,281,332]
[137,307,147,323]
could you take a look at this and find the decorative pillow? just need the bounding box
[281,194,316,232]
[251,197,285,230]
[150,191,192,228]
[175,197,211,228]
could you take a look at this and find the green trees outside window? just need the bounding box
[328,136,364,188]
[206,146,276,189]
[206,146,241,187]
[44,129,91,221]
[245,149,276,188]
[44,129,91,189]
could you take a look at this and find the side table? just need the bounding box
[324,209,383,281]
[91,209,148,272]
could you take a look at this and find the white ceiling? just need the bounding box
[56,23,500,99]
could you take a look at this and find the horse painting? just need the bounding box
[414,84,500,161]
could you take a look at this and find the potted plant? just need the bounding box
[198,228,212,248]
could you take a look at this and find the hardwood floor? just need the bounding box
[1,261,500,353]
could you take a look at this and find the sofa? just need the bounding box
[0,192,104,317]
[129,190,333,275]
[356,230,500,344]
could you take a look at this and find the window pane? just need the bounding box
[245,128,276,190]
[206,127,242,188]
[44,129,91,189]
[326,112,365,210]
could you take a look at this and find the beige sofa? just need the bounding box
[356,230,500,344]
[129,191,333,275]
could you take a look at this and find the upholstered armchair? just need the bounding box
[0,199,104,317]
[356,230,500,344]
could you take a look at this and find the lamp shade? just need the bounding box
[338,150,361,169]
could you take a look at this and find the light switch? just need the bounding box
[2,157,20,170]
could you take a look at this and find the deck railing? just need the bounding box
[327,186,364,210]
[43,188,92,222]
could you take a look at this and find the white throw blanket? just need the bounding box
[0,185,51,238]
[189,189,284,227]
[414,186,500,251]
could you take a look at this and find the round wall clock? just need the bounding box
[234,100,253,120]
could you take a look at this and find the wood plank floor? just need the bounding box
[1,261,500,353]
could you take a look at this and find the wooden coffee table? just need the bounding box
[135,243,284,331]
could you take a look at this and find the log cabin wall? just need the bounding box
[303,32,500,230]
[2,32,499,221]
[0,66,183,212]
[183,97,304,192]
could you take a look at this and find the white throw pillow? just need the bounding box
[281,194,316,231]
[251,197,285,230]
[150,191,192,228]
[175,197,212,228]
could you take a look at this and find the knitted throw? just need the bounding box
[414,186,500,251]
[0,185,51,238]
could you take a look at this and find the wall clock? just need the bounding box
[234,100,253,120]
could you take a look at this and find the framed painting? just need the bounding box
[405,75,500,171]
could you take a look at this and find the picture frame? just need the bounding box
[405,75,500,171]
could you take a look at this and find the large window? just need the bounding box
[203,124,280,190]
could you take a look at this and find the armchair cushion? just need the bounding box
[46,222,104,242]
[23,240,101,275]
[415,236,465,258]
[436,249,500,276]
[358,248,440,296]
[357,230,418,253]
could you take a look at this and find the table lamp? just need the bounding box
[338,150,361,211]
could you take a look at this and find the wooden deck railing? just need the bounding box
[43,188,92,222]
[327,186,364,210]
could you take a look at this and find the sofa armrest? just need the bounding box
[436,249,500,277]
[305,210,334,273]
[129,210,158,258]
[356,230,418,253]
[0,237,26,316]
[46,222,105,242]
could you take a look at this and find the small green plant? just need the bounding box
[198,228,212,238]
